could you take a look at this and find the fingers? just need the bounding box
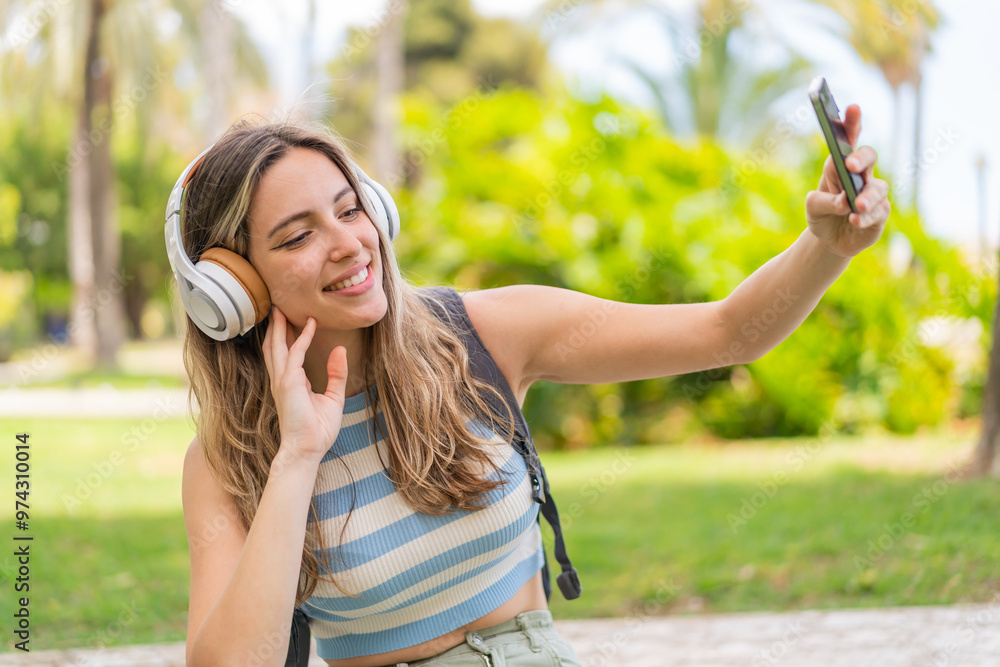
[285,316,315,375]
[325,346,350,402]
[849,203,889,229]
[851,178,891,227]
[822,155,843,192]
[807,189,852,217]
[844,104,862,147]
[262,312,273,380]
[854,176,889,214]
[846,145,877,178]
[824,145,877,198]
[271,306,288,378]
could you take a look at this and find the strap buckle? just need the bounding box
[557,567,582,600]
[529,473,544,504]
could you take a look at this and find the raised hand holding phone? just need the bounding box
[804,78,891,259]
[810,77,865,212]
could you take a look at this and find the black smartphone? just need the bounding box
[808,77,865,212]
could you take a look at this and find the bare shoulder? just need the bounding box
[182,435,245,541]
[183,436,235,513]
[459,285,556,406]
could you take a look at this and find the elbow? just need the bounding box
[187,651,271,667]
[185,647,207,667]
[719,317,765,365]
[188,634,289,667]
[185,633,200,667]
[186,605,293,667]
[186,625,223,667]
[732,345,765,366]
[735,343,764,365]
[713,301,759,366]
[186,636,221,667]
[185,637,241,667]
[720,335,764,366]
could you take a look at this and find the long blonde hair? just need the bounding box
[180,118,517,603]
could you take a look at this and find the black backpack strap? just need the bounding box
[420,286,582,601]
[285,607,310,667]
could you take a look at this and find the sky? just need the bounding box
[231,0,999,252]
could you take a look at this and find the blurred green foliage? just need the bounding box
[0,99,70,282]
[0,98,71,356]
[391,86,993,447]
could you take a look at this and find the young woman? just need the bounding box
[178,108,889,667]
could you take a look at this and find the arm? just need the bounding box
[717,229,850,364]
[725,103,890,362]
[463,232,849,392]
[464,108,889,390]
[462,284,734,390]
[183,439,317,667]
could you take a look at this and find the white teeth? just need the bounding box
[324,265,368,292]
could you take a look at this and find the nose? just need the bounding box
[324,218,363,262]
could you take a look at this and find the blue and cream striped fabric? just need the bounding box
[301,384,545,660]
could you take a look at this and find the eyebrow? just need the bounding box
[266,185,355,242]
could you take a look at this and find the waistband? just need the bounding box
[388,610,555,666]
[472,609,555,638]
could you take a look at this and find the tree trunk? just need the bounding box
[123,275,147,341]
[910,60,924,211]
[373,0,406,184]
[86,0,126,369]
[67,0,99,362]
[303,0,319,118]
[200,0,234,141]
[973,264,1000,476]
[67,136,97,359]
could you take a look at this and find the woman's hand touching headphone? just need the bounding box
[262,306,350,470]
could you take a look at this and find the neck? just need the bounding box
[300,326,369,398]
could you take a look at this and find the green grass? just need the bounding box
[543,431,1000,620]
[0,417,194,653]
[1,416,997,653]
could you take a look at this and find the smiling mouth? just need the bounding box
[322,264,369,292]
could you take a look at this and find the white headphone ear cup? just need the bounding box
[188,261,258,340]
[360,182,390,239]
[180,268,240,340]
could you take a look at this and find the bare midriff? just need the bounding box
[321,569,548,667]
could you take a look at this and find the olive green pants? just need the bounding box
[392,610,582,666]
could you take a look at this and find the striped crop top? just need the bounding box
[300,384,545,660]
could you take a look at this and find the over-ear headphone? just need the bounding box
[164,144,400,342]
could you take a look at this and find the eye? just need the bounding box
[277,207,362,249]
[280,232,309,249]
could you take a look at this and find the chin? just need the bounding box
[341,295,388,329]
[363,297,389,327]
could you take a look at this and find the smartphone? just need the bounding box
[808,77,865,212]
